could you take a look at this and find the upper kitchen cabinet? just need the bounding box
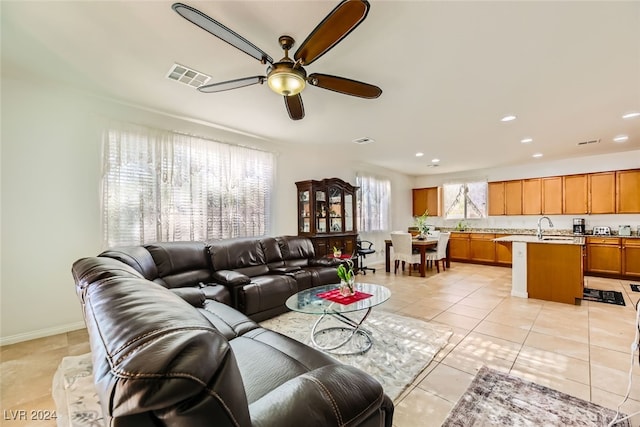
[563,174,588,214]
[522,178,542,215]
[616,169,640,213]
[488,182,506,215]
[505,180,523,215]
[588,172,616,214]
[542,176,563,214]
[412,187,441,217]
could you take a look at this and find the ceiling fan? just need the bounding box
[171,0,382,120]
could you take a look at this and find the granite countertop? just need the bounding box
[493,235,585,245]
[435,227,640,238]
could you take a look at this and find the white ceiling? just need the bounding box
[2,0,639,176]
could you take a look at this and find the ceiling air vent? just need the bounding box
[166,63,211,88]
[352,137,375,145]
[577,138,600,146]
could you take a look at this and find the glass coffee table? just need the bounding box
[285,283,391,355]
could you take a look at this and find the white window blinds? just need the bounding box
[102,122,274,247]
[356,174,391,232]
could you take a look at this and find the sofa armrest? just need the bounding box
[169,287,205,307]
[269,266,302,274]
[309,257,341,267]
[212,270,251,288]
[249,365,389,427]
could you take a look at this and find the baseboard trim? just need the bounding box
[0,321,86,346]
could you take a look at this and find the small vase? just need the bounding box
[339,279,356,296]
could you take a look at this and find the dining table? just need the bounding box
[384,237,450,277]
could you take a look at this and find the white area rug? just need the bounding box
[52,354,104,427]
[261,310,453,401]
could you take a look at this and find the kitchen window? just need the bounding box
[443,181,487,220]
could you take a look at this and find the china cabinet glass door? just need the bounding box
[299,190,310,233]
[329,186,343,233]
[344,193,353,232]
[316,190,327,233]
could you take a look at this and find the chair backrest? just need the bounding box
[436,232,451,258]
[390,232,413,257]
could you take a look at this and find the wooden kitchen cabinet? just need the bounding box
[522,178,542,215]
[586,237,622,275]
[542,176,563,214]
[505,180,523,215]
[488,181,506,215]
[622,239,640,277]
[563,174,588,214]
[469,233,497,262]
[449,232,470,260]
[616,169,640,213]
[527,242,583,305]
[494,234,512,265]
[588,172,616,214]
[412,187,441,217]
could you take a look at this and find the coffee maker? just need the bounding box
[573,218,586,235]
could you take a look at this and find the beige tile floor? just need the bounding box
[1,262,639,426]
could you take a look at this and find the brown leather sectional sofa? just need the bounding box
[72,235,394,426]
[99,235,341,321]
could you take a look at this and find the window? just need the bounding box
[356,174,391,232]
[443,181,487,220]
[102,122,274,247]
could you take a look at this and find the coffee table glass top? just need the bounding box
[285,283,391,315]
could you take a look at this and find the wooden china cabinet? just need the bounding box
[296,178,358,257]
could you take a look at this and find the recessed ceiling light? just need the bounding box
[415,152,424,157]
[622,112,640,119]
[613,135,629,143]
[520,138,533,144]
[501,115,517,122]
[352,137,375,145]
[532,153,543,158]
[431,158,440,163]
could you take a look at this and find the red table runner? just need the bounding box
[317,288,373,305]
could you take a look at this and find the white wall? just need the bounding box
[0,77,413,344]
[413,151,640,233]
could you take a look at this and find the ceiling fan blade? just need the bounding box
[198,76,265,93]
[285,94,305,120]
[308,73,381,99]
[294,0,369,66]
[172,3,273,64]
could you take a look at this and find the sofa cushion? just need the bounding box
[98,246,158,280]
[208,238,269,277]
[145,242,212,288]
[238,275,297,318]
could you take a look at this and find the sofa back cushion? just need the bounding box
[145,242,212,288]
[276,236,316,267]
[99,246,159,280]
[260,237,285,269]
[208,237,269,277]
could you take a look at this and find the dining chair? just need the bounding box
[425,232,451,273]
[390,231,421,275]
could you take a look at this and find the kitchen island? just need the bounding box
[494,235,585,305]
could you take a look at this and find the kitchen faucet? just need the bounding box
[537,216,554,240]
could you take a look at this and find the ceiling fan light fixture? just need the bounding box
[267,64,306,96]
